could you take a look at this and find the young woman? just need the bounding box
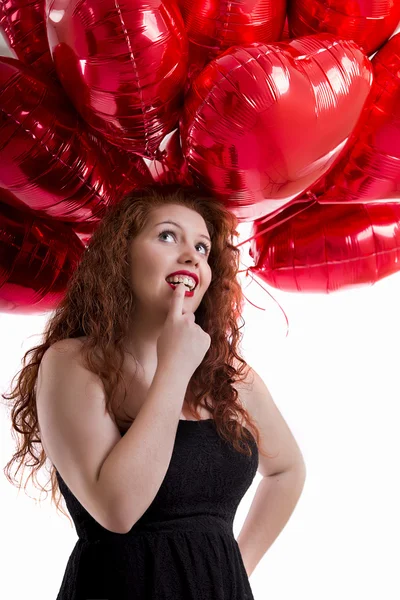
[4,184,305,599]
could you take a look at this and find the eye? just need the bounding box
[158,229,211,255]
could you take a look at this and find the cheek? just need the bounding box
[201,271,212,293]
[129,264,148,294]
[130,246,158,278]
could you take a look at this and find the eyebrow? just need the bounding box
[154,220,211,243]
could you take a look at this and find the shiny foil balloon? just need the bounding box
[85,130,154,197]
[179,0,286,82]
[248,201,400,293]
[180,35,373,223]
[62,132,154,244]
[288,0,400,56]
[143,129,194,186]
[280,15,292,41]
[46,0,189,157]
[0,56,128,226]
[63,128,195,243]
[0,0,58,83]
[0,199,85,314]
[310,32,400,205]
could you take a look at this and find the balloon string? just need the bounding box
[233,192,320,338]
[237,263,290,337]
[235,193,319,249]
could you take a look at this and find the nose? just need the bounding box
[180,246,200,265]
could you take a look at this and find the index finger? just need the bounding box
[168,282,186,318]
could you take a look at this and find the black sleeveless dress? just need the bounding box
[55,419,259,599]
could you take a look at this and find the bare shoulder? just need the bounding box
[45,337,89,364]
[230,356,255,417]
[230,356,275,424]
[231,356,254,387]
[231,357,306,475]
[54,336,86,348]
[47,336,85,354]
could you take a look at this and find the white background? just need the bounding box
[1,27,400,600]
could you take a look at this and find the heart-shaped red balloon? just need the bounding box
[0,0,58,83]
[242,32,400,295]
[309,32,400,206]
[249,201,400,292]
[288,0,400,56]
[0,56,119,225]
[180,34,373,223]
[0,198,85,314]
[46,0,189,157]
[179,0,286,85]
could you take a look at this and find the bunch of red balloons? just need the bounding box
[1,0,400,313]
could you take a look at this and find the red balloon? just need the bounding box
[249,201,400,292]
[280,16,292,41]
[62,132,155,244]
[0,199,85,314]
[84,130,154,196]
[0,0,58,83]
[143,129,194,186]
[0,56,137,226]
[46,0,189,157]
[180,34,373,223]
[63,128,196,242]
[288,0,400,56]
[311,32,400,205]
[179,0,286,82]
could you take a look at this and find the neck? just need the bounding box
[122,311,165,370]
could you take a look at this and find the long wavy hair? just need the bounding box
[2,184,274,525]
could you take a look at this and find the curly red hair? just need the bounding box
[2,184,274,524]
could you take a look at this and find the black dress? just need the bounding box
[55,418,259,599]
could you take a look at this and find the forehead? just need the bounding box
[147,203,206,227]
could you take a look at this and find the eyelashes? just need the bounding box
[158,229,211,255]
